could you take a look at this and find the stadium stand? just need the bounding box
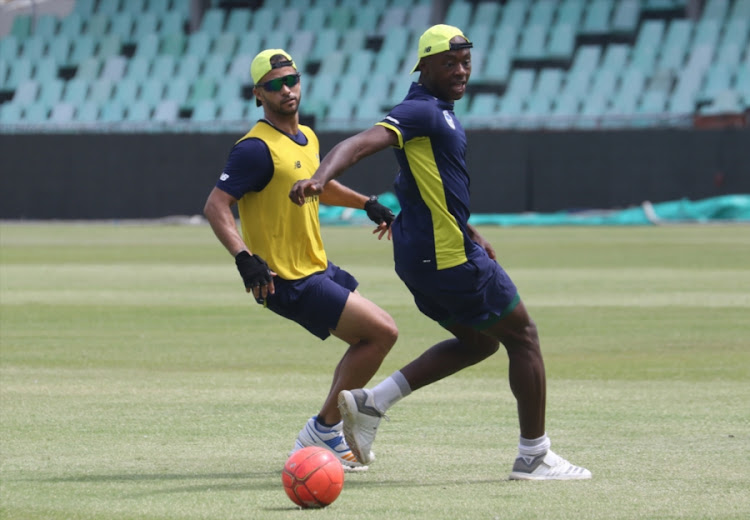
[0,0,748,131]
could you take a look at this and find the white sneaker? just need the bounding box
[291,416,371,472]
[509,450,592,480]
[337,389,383,465]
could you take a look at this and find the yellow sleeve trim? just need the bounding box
[376,122,404,149]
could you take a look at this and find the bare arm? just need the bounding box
[289,125,399,205]
[203,187,247,256]
[319,180,369,209]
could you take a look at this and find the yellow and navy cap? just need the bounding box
[251,49,297,106]
[410,24,472,74]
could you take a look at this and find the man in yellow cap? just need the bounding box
[204,49,399,472]
[290,25,591,480]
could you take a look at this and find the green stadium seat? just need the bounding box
[74,57,100,81]
[37,78,64,106]
[262,32,290,51]
[328,7,353,32]
[353,96,386,123]
[58,13,84,37]
[202,54,228,78]
[317,51,346,77]
[228,53,254,81]
[405,4,431,31]
[212,33,237,56]
[0,36,18,62]
[48,35,72,65]
[579,92,608,120]
[139,78,164,104]
[277,8,301,34]
[109,14,134,41]
[190,99,218,122]
[112,77,139,105]
[472,2,501,27]
[499,0,529,28]
[445,0,472,28]
[373,49,401,77]
[126,55,150,79]
[345,49,375,77]
[535,69,564,98]
[693,19,720,48]
[176,54,200,79]
[667,89,696,114]
[310,29,339,61]
[99,101,126,122]
[702,0,729,20]
[530,1,556,28]
[378,7,407,34]
[188,77,215,105]
[611,0,639,36]
[287,30,315,62]
[85,14,109,37]
[700,89,743,115]
[517,24,547,61]
[50,102,75,123]
[160,33,185,56]
[73,0,95,16]
[589,68,617,99]
[96,35,122,59]
[481,47,512,84]
[62,78,89,105]
[20,36,46,61]
[350,6,379,33]
[466,24,491,53]
[34,15,59,38]
[200,8,225,35]
[68,35,94,65]
[380,27,409,56]
[580,0,613,36]
[5,57,33,90]
[100,56,127,81]
[159,12,185,36]
[249,8,276,36]
[164,77,189,104]
[97,0,123,16]
[0,102,23,123]
[556,0,585,26]
[132,13,158,41]
[547,22,575,61]
[33,57,59,83]
[125,101,152,122]
[638,90,668,113]
[226,9,251,34]
[215,77,241,104]
[505,69,535,100]
[12,79,39,105]
[218,99,246,122]
[335,73,364,103]
[153,99,179,122]
[700,62,733,101]
[185,32,211,58]
[23,102,49,122]
[11,15,32,40]
[730,0,750,18]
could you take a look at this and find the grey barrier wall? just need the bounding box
[1,128,748,219]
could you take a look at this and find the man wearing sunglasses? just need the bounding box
[290,25,591,481]
[204,49,398,472]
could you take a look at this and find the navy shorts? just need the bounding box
[395,252,519,331]
[265,262,358,340]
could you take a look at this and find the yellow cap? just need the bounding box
[410,24,472,74]
[250,49,297,85]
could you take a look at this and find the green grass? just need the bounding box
[1,223,749,520]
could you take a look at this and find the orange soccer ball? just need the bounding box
[282,446,345,509]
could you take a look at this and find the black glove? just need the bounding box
[364,195,395,226]
[235,251,272,289]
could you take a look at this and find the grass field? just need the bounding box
[1,223,749,520]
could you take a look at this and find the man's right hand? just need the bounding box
[235,251,275,302]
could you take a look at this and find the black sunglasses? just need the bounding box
[258,73,301,92]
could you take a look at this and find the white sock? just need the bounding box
[371,370,411,413]
[518,433,551,458]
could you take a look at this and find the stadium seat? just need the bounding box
[153,99,179,122]
[580,0,612,36]
[23,103,50,122]
[74,101,99,122]
[50,102,75,123]
[11,15,32,40]
[139,78,164,104]
[20,36,46,62]
[34,15,59,39]
[62,78,89,104]
[164,77,189,104]
[12,79,39,106]
[546,22,576,62]
[99,102,127,122]
[249,8,276,36]
[445,1,471,29]
[218,99,246,122]
[124,101,152,122]
[611,0,640,36]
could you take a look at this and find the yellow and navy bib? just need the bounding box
[233,121,327,280]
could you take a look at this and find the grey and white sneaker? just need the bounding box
[290,416,372,472]
[509,450,592,480]
[337,389,383,465]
